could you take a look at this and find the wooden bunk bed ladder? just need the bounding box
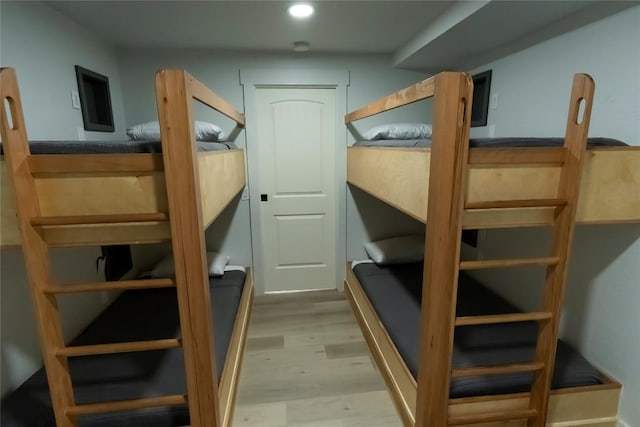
[0,68,190,426]
[526,75,595,427]
[2,67,248,427]
[416,73,595,427]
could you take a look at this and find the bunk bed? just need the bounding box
[0,68,253,427]
[1,267,253,427]
[344,72,634,427]
[0,74,246,247]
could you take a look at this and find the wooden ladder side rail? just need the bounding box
[188,71,246,143]
[345,76,435,124]
[189,77,246,128]
[527,74,595,427]
[415,72,474,427]
[1,68,77,426]
[155,69,221,427]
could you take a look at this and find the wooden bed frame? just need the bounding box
[0,68,250,427]
[0,76,246,247]
[346,74,639,228]
[346,264,621,427]
[344,72,632,427]
[219,268,254,427]
[348,145,640,228]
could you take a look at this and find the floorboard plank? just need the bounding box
[234,290,403,426]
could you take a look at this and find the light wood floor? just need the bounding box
[233,290,403,427]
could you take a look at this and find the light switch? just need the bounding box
[490,93,499,110]
[241,186,250,201]
[71,90,81,110]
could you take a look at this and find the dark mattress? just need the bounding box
[0,140,237,155]
[1,270,246,427]
[352,262,604,398]
[352,136,627,148]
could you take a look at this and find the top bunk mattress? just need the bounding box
[0,270,246,427]
[0,140,238,155]
[351,262,605,399]
[352,137,627,149]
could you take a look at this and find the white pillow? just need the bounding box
[361,123,432,141]
[364,235,424,265]
[126,120,226,142]
[151,251,230,278]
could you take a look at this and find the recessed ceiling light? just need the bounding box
[293,41,310,52]
[288,4,314,19]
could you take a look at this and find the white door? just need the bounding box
[256,87,336,293]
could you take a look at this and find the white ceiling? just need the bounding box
[47,0,635,71]
[394,0,636,71]
[48,1,451,53]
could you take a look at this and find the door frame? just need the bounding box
[240,69,349,295]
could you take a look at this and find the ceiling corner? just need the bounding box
[392,0,491,70]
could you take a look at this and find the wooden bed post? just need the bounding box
[415,72,473,427]
[155,70,221,427]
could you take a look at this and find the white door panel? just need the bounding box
[256,88,336,292]
[275,215,325,266]
[272,101,324,194]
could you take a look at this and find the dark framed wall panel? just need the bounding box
[470,70,492,128]
[75,65,115,132]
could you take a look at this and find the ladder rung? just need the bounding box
[456,312,552,326]
[31,213,169,226]
[468,147,566,165]
[448,408,537,426]
[66,394,187,416]
[460,257,559,270]
[44,278,175,294]
[465,198,568,210]
[451,362,544,378]
[56,339,182,357]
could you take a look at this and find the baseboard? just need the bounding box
[617,418,630,427]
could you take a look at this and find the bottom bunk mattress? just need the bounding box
[351,262,605,399]
[0,270,246,427]
[352,137,627,148]
[0,139,237,155]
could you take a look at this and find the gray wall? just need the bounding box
[0,1,127,141]
[467,7,640,427]
[0,1,128,396]
[117,50,429,269]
